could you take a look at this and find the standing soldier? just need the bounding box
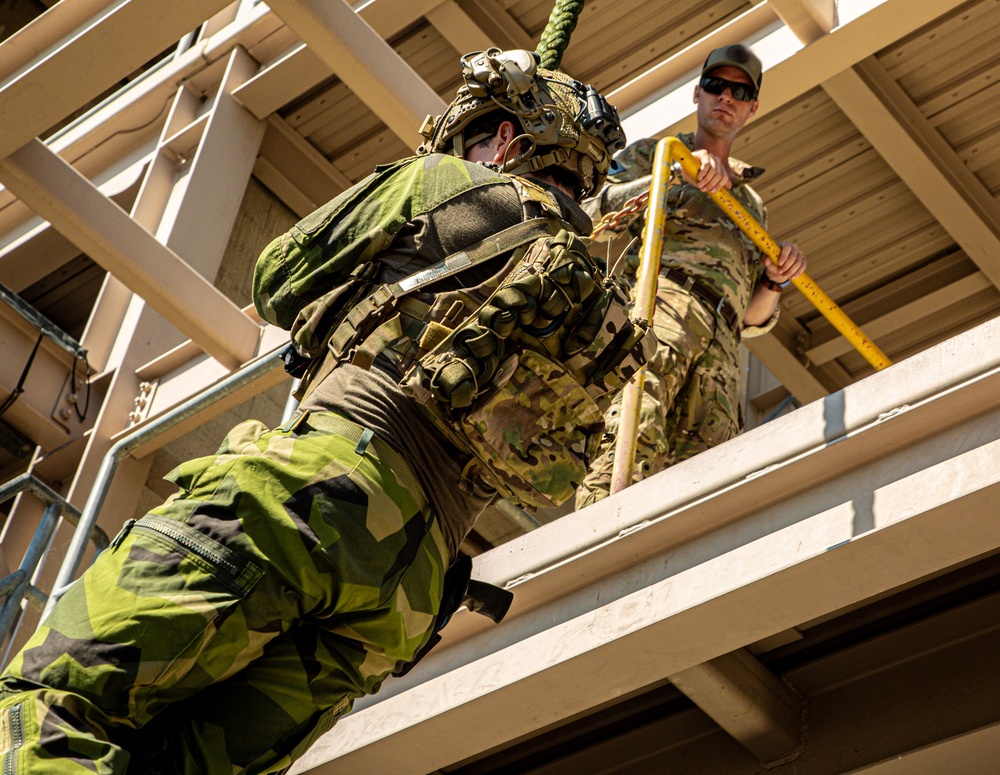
[0,49,648,774]
[577,44,807,508]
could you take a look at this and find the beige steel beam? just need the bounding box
[0,0,235,161]
[292,316,1000,773]
[0,141,258,371]
[354,0,441,42]
[823,58,1000,290]
[254,116,352,217]
[426,0,495,55]
[0,1,110,77]
[232,0,442,120]
[0,221,88,293]
[73,48,267,374]
[230,43,329,121]
[0,2,284,248]
[669,649,804,764]
[806,273,994,366]
[154,49,266,280]
[64,48,268,506]
[263,0,445,146]
[0,161,147,294]
[744,313,832,403]
[78,276,134,377]
[766,0,837,44]
[0,49,264,378]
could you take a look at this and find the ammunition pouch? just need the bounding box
[402,229,654,509]
[295,216,567,401]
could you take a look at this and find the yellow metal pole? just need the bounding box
[610,140,672,495]
[609,137,892,496]
[662,137,892,372]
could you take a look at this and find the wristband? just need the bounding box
[760,276,790,292]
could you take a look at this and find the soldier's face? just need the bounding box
[694,65,759,140]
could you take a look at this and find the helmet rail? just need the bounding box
[417,48,626,198]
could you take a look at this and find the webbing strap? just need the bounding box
[389,217,566,297]
[352,313,403,371]
[330,217,566,366]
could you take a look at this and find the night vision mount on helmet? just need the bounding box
[417,48,626,198]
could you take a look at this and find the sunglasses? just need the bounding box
[699,75,758,102]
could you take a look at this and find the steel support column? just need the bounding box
[61,46,268,522]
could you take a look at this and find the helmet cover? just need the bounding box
[418,48,626,198]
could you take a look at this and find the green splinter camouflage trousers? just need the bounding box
[576,283,742,508]
[0,411,448,774]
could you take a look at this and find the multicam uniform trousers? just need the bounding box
[576,280,742,508]
[0,411,448,774]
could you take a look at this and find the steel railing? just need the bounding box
[0,475,109,649]
[41,348,286,620]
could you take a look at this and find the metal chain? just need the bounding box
[589,190,649,242]
[589,161,685,243]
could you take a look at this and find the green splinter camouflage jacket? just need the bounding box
[586,133,778,338]
[254,153,576,357]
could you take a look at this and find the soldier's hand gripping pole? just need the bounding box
[664,137,892,373]
[610,140,673,495]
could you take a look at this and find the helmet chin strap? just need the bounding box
[503,147,569,176]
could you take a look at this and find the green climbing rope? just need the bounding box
[535,0,585,71]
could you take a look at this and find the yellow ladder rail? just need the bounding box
[664,137,891,371]
[610,137,891,495]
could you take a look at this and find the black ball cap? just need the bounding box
[701,44,762,91]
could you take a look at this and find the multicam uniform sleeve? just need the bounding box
[737,182,781,339]
[741,306,780,338]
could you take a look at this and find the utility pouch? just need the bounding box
[404,344,605,509]
[563,284,657,407]
[402,229,653,509]
[455,348,604,508]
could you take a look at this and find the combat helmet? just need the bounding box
[417,48,626,199]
